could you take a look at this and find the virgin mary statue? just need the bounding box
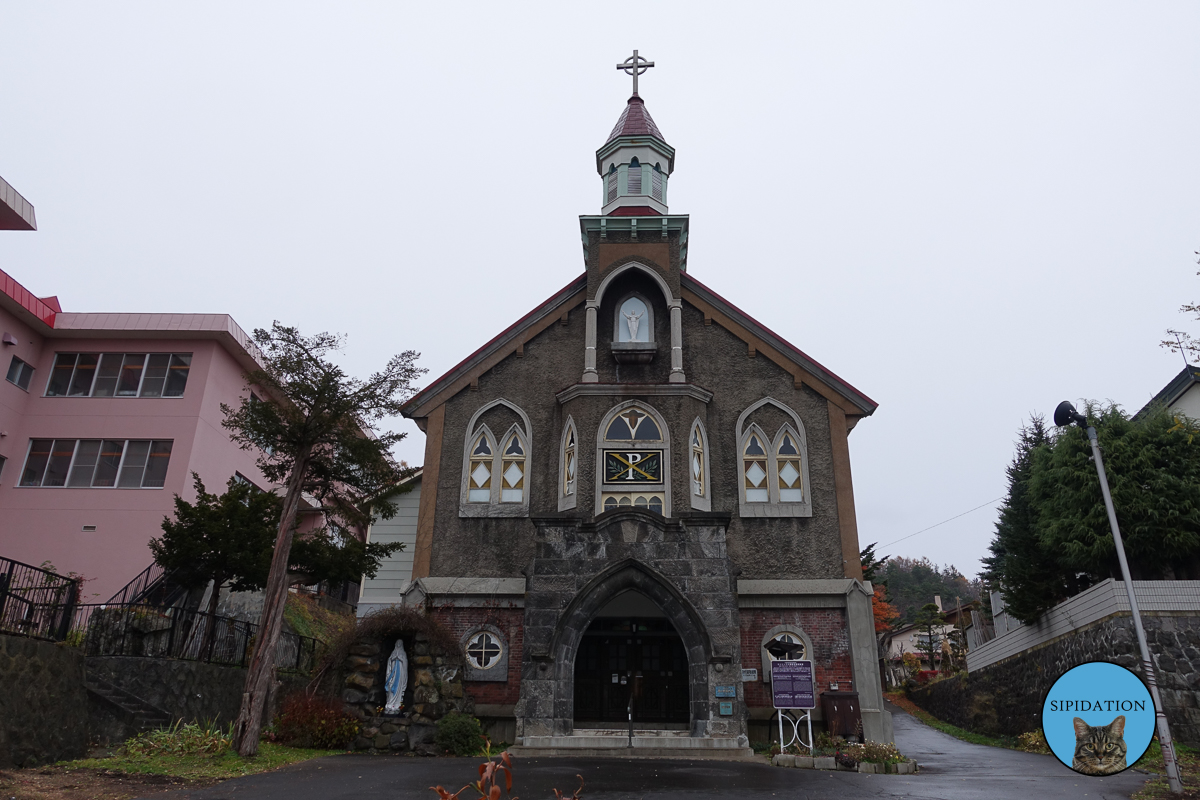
[384,639,409,715]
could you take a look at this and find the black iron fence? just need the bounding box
[67,604,318,674]
[0,557,79,641]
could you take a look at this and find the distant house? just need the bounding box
[1136,364,1200,420]
[357,470,422,616]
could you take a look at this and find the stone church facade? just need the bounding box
[398,78,888,749]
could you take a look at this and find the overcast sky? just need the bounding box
[3,3,1199,579]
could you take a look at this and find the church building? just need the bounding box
[394,55,888,752]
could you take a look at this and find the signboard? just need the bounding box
[603,450,663,483]
[741,668,758,682]
[719,701,733,716]
[771,660,815,709]
[715,685,737,698]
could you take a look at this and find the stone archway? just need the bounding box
[545,558,713,737]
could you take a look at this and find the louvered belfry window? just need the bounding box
[651,165,663,201]
[627,158,642,195]
[607,166,618,203]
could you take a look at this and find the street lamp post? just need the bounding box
[1053,401,1182,794]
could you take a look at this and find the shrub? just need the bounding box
[275,692,361,749]
[125,719,231,757]
[1018,730,1051,754]
[435,712,485,756]
[842,740,905,764]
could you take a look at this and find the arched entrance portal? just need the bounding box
[573,589,690,728]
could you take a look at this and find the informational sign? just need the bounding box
[741,668,758,682]
[719,701,733,716]
[771,660,815,709]
[715,685,737,698]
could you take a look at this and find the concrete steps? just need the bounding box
[85,677,171,733]
[510,729,756,761]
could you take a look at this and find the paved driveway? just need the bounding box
[143,704,1153,799]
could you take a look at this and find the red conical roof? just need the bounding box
[606,95,667,144]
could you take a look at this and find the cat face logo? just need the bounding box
[1072,715,1127,775]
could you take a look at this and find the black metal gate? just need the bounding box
[573,617,689,725]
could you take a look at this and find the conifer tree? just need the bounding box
[222,323,423,757]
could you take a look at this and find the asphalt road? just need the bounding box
[142,703,1154,799]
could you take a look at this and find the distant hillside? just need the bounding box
[880,556,982,626]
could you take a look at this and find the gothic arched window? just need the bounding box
[689,418,711,511]
[597,402,670,516]
[736,398,812,517]
[460,399,532,518]
[558,417,578,511]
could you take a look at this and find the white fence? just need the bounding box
[967,579,1200,673]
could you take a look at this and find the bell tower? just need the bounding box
[597,51,675,216]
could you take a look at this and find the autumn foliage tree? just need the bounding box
[872,584,900,633]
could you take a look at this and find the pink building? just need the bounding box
[0,265,273,601]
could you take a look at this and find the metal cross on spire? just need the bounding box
[616,50,654,96]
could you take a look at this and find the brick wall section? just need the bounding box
[740,609,854,708]
[430,607,524,707]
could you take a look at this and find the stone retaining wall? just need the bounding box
[86,656,306,741]
[0,633,88,768]
[909,612,1200,744]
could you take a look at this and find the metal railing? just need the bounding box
[66,604,318,673]
[0,557,79,641]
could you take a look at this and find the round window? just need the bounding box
[767,632,806,661]
[466,631,503,670]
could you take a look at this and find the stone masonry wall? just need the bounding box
[518,510,745,741]
[86,656,306,734]
[340,631,472,755]
[0,633,88,768]
[908,612,1200,744]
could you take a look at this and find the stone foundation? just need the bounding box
[0,633,88,768]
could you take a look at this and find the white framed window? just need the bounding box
[596,401,671,516]
[606,164,618,203]
[736,398,812,518]
[651,163,664,202]
[6,356,34,391]
[559,417,578,511]
[19,438,173,488]
[45,353,192,398]
[459,399,532,518]
[759,625,814,684]
[688,418,711,511]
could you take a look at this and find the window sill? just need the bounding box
[460,503,528,519]
[738,502,812,518]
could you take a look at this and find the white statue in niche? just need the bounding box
[618,297,649,342]
[384,639,408,714]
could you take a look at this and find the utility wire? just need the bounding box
[876,497,1005,549]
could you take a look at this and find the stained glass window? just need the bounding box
[468,433,493,502]
[501,433,525,503]
[691,428,705,497]
[466,631,503,670]
[744,433,768,502]
[563,425,576,497]
[777,433,803,502]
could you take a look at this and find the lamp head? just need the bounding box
[1054,400,1087,428]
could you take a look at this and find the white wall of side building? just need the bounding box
[357,474,420,616]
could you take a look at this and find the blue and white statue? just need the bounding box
[384,639,408,715]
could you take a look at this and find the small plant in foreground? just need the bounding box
[431,743,584,799]
[842,740,905,764]
[434,711,485,756]
[275,692,360,749]
[1018,730,1051,754]
[124,720,232,757]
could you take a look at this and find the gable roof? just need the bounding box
[401,271,877,421]
[1135,364,1200,419]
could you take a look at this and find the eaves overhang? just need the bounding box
[579,214,689,271]
[401,275,588,421]
[681,272,878,418]
[595,135,676,175]
[0,175,36,231]
[1134,364,1200,420]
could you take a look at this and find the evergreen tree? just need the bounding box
[982,416,1089,624]
[223,323,424,757]
[882,557,977,625]
[912,602,944,670]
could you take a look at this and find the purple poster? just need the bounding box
[771,660,815,709]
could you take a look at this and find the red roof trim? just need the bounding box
[682,273,877,413]
[403,275,587,416]
[0,267,57,328]
[607,206,662,217]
